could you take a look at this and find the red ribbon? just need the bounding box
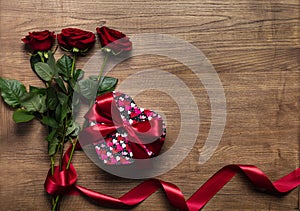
[45,143,300,210]
[79,92,165,159]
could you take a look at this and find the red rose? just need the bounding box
[57,28,96,52]
[96,26,132,54]
[22,30,55,51]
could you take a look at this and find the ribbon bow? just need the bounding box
[79,92,166,162]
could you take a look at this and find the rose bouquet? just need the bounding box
[0,25,132,210]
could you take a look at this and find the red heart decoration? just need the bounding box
[79,91,166,165]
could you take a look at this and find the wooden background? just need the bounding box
[0,0,299,210]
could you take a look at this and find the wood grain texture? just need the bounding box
[0,0,299,210]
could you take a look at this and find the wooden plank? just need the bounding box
[0,0,299,210]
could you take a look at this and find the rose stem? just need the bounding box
[52,50,78,211]
[59,118,68,171]
[67,52,110,168]
[66,137,78,169]
[65,52,110,170]
[70,54,76,78]
[51,196,59,211]
[97,52,109,82]
[52,51,111,211]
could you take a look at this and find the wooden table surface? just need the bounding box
[0,0,299,210]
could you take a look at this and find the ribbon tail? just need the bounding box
[74,179,189,210]
[69,164,300,211]
[186,165,300,211]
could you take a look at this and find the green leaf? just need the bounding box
[42,116,58,128]
[68,78,76,91]
[0,78,26,108]
[12,109,35,123]
[46,51,57,77]
[55,104,62,122]
[78,78,97,100]
[57,92,68,105]
[66,121,80,137]
[60,102,70,121]
[54,77,67,93]
[34,62,54,82]
[98,76,118,95]
[29,86,46,95]
[46,129,57,142]
[56,55,73,79]
[72,91,80,106]
[74,69,84,81]
[20,93,47,113]
[46,51,55,69]
[30,54,42,71]
[46,87,58,110]
[55,92,71,122]
[72,92,81,116]
[48,137,59,156]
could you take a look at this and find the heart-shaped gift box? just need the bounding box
[79,91,166,165]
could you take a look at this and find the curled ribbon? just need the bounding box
[45,143,300,211]
[79,92,165,159]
